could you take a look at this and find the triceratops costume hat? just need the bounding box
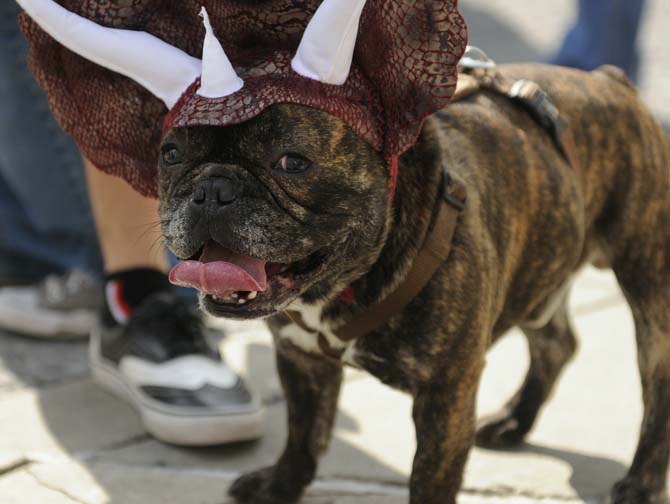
[18,0,468,197]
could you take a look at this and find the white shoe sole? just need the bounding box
[0,289,95,338]
[89,330,265,446]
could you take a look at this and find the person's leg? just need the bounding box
[0,3,103,337]
[0,1,102,277]
[600,0,646,81]
[84,159,167,273]
[84,159,264,445]
[0,173,54,284]
[552,0,599,71]
[553,0,646,82]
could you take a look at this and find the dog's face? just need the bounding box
[159,104,390,319]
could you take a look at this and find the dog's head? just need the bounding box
[160,104,391,319]
[22,1,467,320]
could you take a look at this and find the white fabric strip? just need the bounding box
[292,0,368,85]
[105,281,129,325]
[17,0,202,108]
[197,7,244,98]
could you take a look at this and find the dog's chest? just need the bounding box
[278,301,359,365]
[277,302,419,392]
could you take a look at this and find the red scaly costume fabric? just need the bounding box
[20,1,468,197]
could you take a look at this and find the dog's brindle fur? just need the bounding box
[159,64,670,504]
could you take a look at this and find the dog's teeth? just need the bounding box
[211,295,236,304]
[238,298,246,304]
[248,291,258,300]
[231,292,239,299]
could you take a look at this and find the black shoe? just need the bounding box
[89,292,264,446]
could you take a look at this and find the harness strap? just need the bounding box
[285,169,466,359]
[332,172,464,343]
[463,67,579,172]
[283,69,575,360]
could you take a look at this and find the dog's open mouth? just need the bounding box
[168,239,324,316]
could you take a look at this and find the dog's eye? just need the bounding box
[161,145,182,165]
[273,153,312,174]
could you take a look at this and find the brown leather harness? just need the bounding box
[285,68,573,360]
[286,170,466,359]
[455,68,579,170]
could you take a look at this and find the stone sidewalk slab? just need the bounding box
[93,280,641,504]
[0,266,640,503]
[0,379,145,460]
[0,332,87,394]
[0,451,27,475]
[0,469,76,504]
[15,459,594,504]
[566,268,623,316]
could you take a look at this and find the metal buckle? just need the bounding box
[458,45,496,71]
[441,168,466,211]
[509,79,567,137]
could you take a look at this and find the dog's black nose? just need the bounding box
[191,178,237,207]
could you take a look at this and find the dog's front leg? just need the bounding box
[229,342,343,504]
[410,357,483,504]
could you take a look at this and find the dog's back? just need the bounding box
[433,63,668,331]
[510,64,669,256]
[434,63,670,503]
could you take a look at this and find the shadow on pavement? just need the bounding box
[21,337,406,502]
[0,329,88,391]
[524,442,628,501]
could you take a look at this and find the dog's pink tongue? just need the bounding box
[169,241,267,297]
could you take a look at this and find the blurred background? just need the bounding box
[0,2,668,504]
[463,0,669,126]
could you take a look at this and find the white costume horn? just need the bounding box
[197,7,243,98]
[291,0,367,85]
[16,0,202,108]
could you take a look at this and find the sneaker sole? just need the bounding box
[0,304,94,339]
[89,329,265,446]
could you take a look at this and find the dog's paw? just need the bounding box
[610,477,666,504]
[475,412,527,449]
[229,466,303,504]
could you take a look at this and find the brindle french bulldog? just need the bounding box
[160,64,670,504]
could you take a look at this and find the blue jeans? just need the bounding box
[0,2,102,282]
[553,0,646,83]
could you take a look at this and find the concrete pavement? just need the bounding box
[0,268,637,504]
[1,1,668,502]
